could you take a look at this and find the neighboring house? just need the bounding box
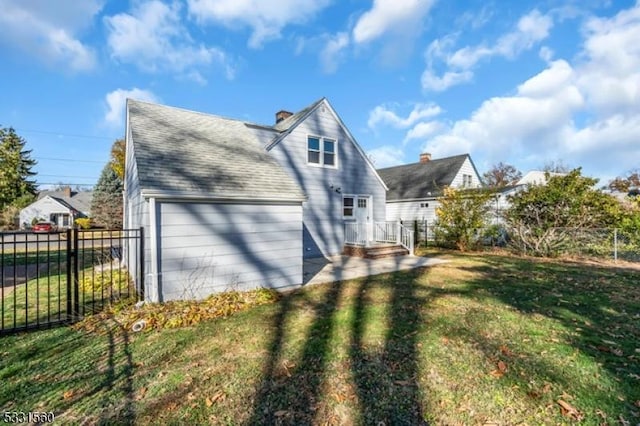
[124,98,387,302]
[19,187,93,229]
[517,170,565,185]
[378,153,482,223]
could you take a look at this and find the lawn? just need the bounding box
[1,251,638,425]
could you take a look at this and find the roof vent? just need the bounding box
[420,153,432,163]
[275,110,293,124]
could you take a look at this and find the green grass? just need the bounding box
[2,267,133,330]
[1,251,639,425]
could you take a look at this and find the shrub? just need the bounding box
[75,218,91,229]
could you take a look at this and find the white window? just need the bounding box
[308,136,337,168]
[343,196,354,217]
[462,174,472,187]
[358,198,367,208]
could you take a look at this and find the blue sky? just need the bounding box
[1,0,638,189]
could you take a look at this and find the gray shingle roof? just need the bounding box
[38,190,93,214]
[127,100,306,201]
[378,154,471,201]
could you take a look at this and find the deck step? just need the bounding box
[343,244,409,259]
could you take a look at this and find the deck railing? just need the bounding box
[345,221,414,255]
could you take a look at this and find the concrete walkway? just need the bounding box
[303,255,447,286]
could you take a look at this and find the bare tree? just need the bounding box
[482,162,522,188]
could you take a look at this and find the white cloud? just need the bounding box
[367,145,405,168]
[368,103,442,129]
[404,121,443,142]
[320,32,350,74]
[105,1,233,81]
[0,0,101,71]
[420,2,640,180]
[187,0,331,48]
[421,69,473,91]
[353,0,436,44]
[423,9,554,91]
[105,88,160,126]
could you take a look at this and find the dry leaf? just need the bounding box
[612,348,624,357]
[441,337,450,344]
[274,410,288,417]
[394,380,411,386]
[135,387,147,401]
[489,369,504,378]
[497,360,508,373]
[166,402,178,411]
[499,345,513,357]
[210,391,225,404]
[63,390,74,400]
[205,397,213,407]
[557,399,582,420]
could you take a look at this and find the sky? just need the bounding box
[0,0,638,189]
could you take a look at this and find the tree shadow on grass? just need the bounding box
[454,254,640,418]
[248,259,432,425]
[0,319,137,425]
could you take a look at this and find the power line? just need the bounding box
[16,128,116,140]
[35,157,105,163]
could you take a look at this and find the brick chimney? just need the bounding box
[275,110,293,124]
[419,152,432,163]
[63,186,72,198]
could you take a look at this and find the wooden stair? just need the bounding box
[343,244,409,259]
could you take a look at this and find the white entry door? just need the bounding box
[355,196,371,244]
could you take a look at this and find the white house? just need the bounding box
[378,153,483,223]
[123,98,390,302]
[19,187,92,229]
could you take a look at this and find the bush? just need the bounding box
[75,218,91,229]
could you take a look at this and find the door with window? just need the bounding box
[344,195,372,245]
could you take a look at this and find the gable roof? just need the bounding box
[37,190,93,213]
[126,99,306,202]
[378,154,472,201]
[266,98,388,190]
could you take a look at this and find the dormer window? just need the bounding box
[308,136,337,168]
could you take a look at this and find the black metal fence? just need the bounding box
[0,228,144,335]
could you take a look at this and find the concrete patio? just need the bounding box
[302,255,447,286]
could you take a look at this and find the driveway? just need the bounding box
[303,255,447,285]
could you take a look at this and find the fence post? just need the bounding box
[396,221,401,246]
[614,228,618,263]
[66,229,72,322]
[72,228,80,320]
[139,227,145,301]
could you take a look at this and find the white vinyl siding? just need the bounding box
[386,199,440,223]
[450,158,481,188]
[266,102,387,258]
[155,201,302,301]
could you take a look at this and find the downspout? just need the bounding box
[148,197,159,302]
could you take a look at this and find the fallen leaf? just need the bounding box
[167,402,178,411]
[274,410,288,417]
[489,370,504,378]
[497,360,508,373]
[612,348,624,357]
[135,387,147,401]
[557,399,582,420]
[63,390,74,400]
[441,337,450,344]
[394,380,411,386]
[205,397,213,407]
[499,345,513,357]
[210,390,225,404]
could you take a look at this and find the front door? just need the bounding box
[355,196,371,245]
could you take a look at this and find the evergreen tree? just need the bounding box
[0,126,37,210]
[91,163,123,229]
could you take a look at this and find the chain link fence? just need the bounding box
[407,219,640,263]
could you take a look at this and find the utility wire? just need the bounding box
[16,128,116,140]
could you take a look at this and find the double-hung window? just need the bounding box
[308,136,337,168]
[343,196,354,218]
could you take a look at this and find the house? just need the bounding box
[377,153,482,223]
[123,98,388,302]
[517,170,565,185]
[19,187,93,229]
